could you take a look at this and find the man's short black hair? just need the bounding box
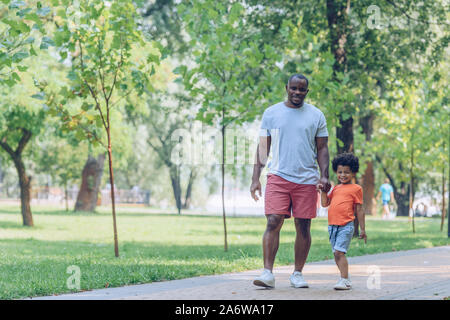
[288,74,309,87]
[332,153,359,173]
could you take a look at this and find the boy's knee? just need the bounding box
[334,250,345,258]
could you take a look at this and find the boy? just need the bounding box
[317,153,367,290]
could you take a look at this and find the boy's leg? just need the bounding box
[263,214,285,271]
[334,250,349,279]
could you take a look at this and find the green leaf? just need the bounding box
[11,72,20,82]
[81,103,93,111]
[40,36,55,49]
[31,92,45,100]
[67,70,78,81]
[36,6,51,16]
[9,1,26,9]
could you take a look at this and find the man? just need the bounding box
[250,74,331,288]
[376,178,395,219]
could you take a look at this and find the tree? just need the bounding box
[44,0,162,257]
[125,91,198,215]
[0,107,44,226]
[0,0,52,226]
[178,0,283,251]
[371,78,446,219]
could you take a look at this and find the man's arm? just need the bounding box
[250,136,271,201]
[315,136,331,193]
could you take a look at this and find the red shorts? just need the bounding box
[264,174,318,219]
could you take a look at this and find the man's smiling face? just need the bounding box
[286,77,309,107]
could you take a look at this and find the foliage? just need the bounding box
[0,0,52,86]
[42,0,162,147]
[177,0,283,128]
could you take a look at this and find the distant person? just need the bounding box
[376,178,395,219]
[317,153,367,290]
[250,74,331,289]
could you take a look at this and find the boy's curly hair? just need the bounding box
[332,153,359,173]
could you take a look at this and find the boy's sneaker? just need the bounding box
[334,277,352,290]
[253,269,275,288]
[289,271,309,288]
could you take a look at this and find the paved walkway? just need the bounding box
[30,246,450,300]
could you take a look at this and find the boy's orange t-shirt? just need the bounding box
[327,183,363,226]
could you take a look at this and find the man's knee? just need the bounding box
[266,215,284,232]
[294,218,311,236]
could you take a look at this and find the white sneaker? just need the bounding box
[334,277,352,290]
[253,269,275,288]
[289,271,309,288]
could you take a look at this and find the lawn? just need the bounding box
[0,205,448,299]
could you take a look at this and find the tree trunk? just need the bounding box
[361,161,375,215]
[395,185,410,216]
[410,132,415,233]
[14,157,33,226]
[74,153,105,212]
[182,168,196,209]
[336,116,354,154]
[0,129,33,226]
[64,180,69,212]
[360,113,375,215]
[107,130,119,258]
[441,167,446,231]
[169,165,182,214]
[326,0,354,155]
[221,124,228,252]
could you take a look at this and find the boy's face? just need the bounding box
[336,165,354,184]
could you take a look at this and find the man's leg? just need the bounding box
[382,203,389,219]
[294,218,311,272]
[263,214,285,271]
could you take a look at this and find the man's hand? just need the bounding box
[359,230,367,244]
[250,180,262,202]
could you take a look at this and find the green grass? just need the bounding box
[0,205,448,299]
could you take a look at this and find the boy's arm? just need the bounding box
[320,191,330,207]
[355,203,367,243]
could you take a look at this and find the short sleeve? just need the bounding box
[316,111,328,137]
[353,186,363,204]
[259,109,271,137]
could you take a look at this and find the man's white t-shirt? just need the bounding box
[259,101,328,185]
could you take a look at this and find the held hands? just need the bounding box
[250,180,262,202]
[316,177,331,193]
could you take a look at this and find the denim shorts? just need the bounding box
[382,200,390,206]
[328,221,354,254]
